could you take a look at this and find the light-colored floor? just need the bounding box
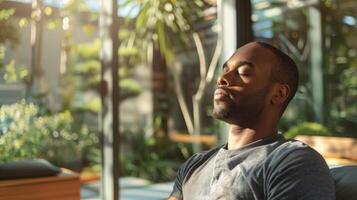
[81,177,173,200]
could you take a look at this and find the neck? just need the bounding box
[227,117,278,150]
[219,103,283,150]
[227,126,277,150]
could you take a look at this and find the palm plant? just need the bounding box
[122,0,223,146]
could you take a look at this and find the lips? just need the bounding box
[214,88,232,101]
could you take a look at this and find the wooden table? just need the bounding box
[0,169,80,200]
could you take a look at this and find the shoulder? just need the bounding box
[264,139,335,199]
[263,138,333,184]
[267,139,326,167]
[262,138,331,182]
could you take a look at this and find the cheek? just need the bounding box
[240,78,253,85]
[233,87,270,104]
[251,87,271,103]
[228,86,251,99]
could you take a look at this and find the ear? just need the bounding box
[270,83,290,106]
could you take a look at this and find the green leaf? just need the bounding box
[0,9,15,20]
[118,0,135,7]
[135,3,150,30]
[156,20,173,62]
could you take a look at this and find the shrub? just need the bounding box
[0,100,99,170]
[284,122,331,139]
[120,129,188,182]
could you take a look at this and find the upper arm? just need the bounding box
[266,148,335,200]
[169,154,199,200]
[168,147,220,200]
[169,164,185,200]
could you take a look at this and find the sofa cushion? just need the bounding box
[330,165,357,200]
[0,159,61,180]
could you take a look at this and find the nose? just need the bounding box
[217,72,231,87]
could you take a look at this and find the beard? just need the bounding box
[212,86,269,126]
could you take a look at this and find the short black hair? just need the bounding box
[255,41,299,109]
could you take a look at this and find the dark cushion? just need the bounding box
[330,165,357,200]
[0,159,61,180]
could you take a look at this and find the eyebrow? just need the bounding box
[223,60,255,69]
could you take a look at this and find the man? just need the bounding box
[168,42,335,200]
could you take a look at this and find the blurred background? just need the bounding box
[0,0,356,199]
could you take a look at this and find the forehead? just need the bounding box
[226,43,277,69]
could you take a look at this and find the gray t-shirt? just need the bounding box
[170,134,335,200]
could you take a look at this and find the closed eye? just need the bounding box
[237,66,253,77]
[239,73,251,77]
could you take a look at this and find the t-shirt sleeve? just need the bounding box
[266,148,335,200]
[169,153,200,200]
[169,163,185,199]
[168,145,222,199]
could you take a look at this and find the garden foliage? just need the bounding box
[0,101,99,170]
[285,122,331,139]
[120,129,188,182]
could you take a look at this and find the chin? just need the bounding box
[212,102,231,120]
[212,99,260,125]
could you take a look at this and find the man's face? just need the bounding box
[212,43,277,125]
